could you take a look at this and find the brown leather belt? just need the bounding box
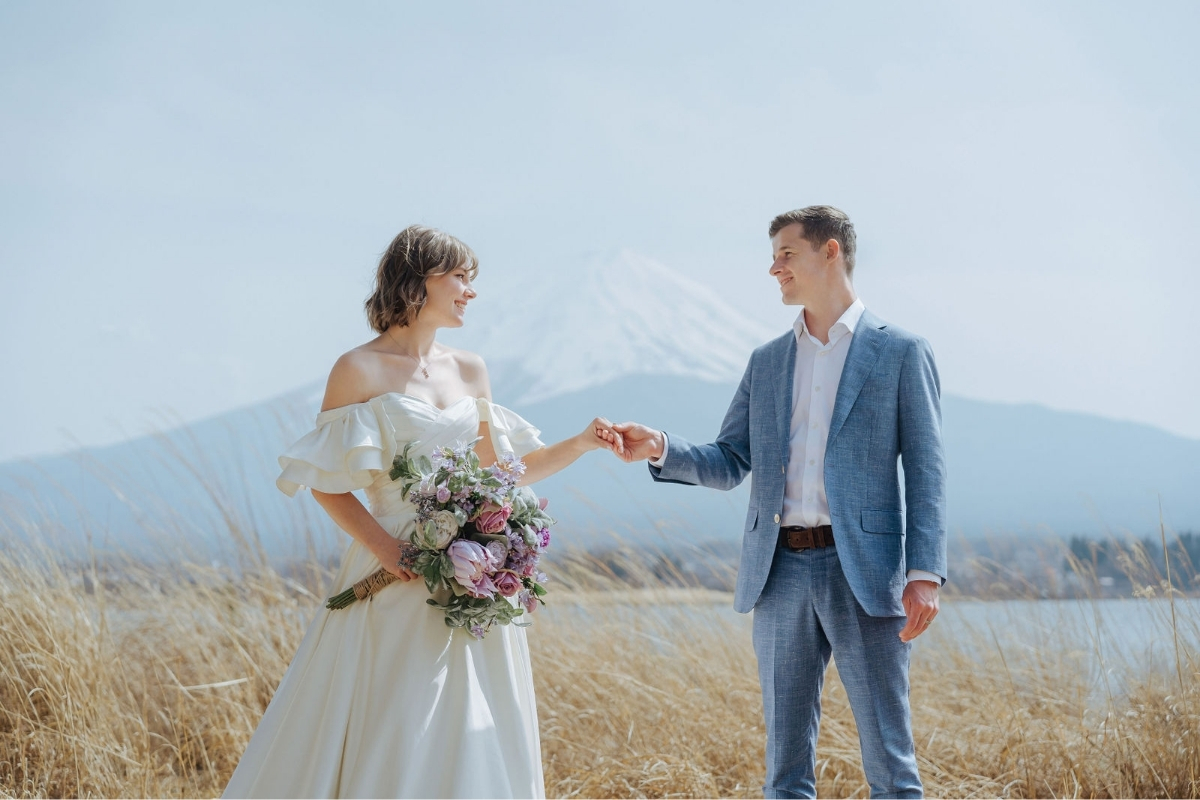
[778,525,835,551]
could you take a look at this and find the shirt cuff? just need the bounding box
[648,432,669,468]
[906,569,942,585]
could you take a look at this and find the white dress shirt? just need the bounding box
[653,298,939,586]
[782,298,864,528]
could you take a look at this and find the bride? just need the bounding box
[223,225,622,798]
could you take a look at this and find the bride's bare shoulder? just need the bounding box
[321,345,389,411]
[441,345,492,401]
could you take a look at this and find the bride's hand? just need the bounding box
[376,540,420,582]
[583,417,625,457]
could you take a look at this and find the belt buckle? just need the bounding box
[787,527,816,550]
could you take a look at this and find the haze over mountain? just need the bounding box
[1,251,1196,561]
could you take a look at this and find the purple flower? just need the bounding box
[436,485,451,504]
[465,573,497,599]
[447,540,503,598]
[448,540,491,585]
[538,528,551,549]
[485,540,508,567]
[518,590,538,614]
[469,624,486,639]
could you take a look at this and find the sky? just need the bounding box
[1,1,1198,461]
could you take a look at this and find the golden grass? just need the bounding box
[0,539,1198,799]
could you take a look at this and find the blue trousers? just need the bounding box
[752,545,921,799]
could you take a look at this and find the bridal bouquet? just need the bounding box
[325,439,554,639]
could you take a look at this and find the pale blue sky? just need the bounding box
[1,1,1198,460]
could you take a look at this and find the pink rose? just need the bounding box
[494,571,522,597]
[474,502,513,534]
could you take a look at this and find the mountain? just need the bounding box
[439,249,778,404]
[2,251,1197,562]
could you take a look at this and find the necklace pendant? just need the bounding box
[421,366,430,378]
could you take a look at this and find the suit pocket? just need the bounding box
[745,507,759,532]
[861,508,903,535]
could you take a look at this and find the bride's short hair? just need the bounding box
[365,225,479,332]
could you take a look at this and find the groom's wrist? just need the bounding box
[648,432,668,466]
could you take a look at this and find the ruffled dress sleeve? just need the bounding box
[476,398,545,459]
[276,396,398,497]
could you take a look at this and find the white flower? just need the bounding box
[432,509,459,550]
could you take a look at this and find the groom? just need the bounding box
[612,206,946,798]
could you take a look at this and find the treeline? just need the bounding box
[1064,531,1200,595]
[557,531,1200,600]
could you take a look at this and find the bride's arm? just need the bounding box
[517,419,622,485]
[310,351,418,581]
[460,351,621,483]
[310,491,418,581]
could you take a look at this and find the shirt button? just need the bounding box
[814,386,821,392]
[809,459,815,465]
[811,422,818,429]
[774,514,781,524]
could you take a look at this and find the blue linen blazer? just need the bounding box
[650,309,947,617]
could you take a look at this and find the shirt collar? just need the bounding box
[793,298,866,346]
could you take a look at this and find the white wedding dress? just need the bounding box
[223,393,546,799]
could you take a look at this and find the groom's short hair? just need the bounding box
[769,206,857,277]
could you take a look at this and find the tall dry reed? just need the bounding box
[1,535,1197,798]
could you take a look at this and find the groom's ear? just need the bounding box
[823,238,843,265]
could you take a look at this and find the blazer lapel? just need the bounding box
[775,332,797,456]
[827,311,888,445]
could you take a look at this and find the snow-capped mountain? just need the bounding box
[441,249,778,405]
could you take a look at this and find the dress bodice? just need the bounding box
[276,393,544,521]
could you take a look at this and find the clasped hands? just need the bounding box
[590,420,664,463]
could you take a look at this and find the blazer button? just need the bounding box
[774,514,781,524]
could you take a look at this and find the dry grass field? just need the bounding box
[0,536,1197,799]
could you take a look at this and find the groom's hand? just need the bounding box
[899,580,940,642]
[611,422,665,464]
